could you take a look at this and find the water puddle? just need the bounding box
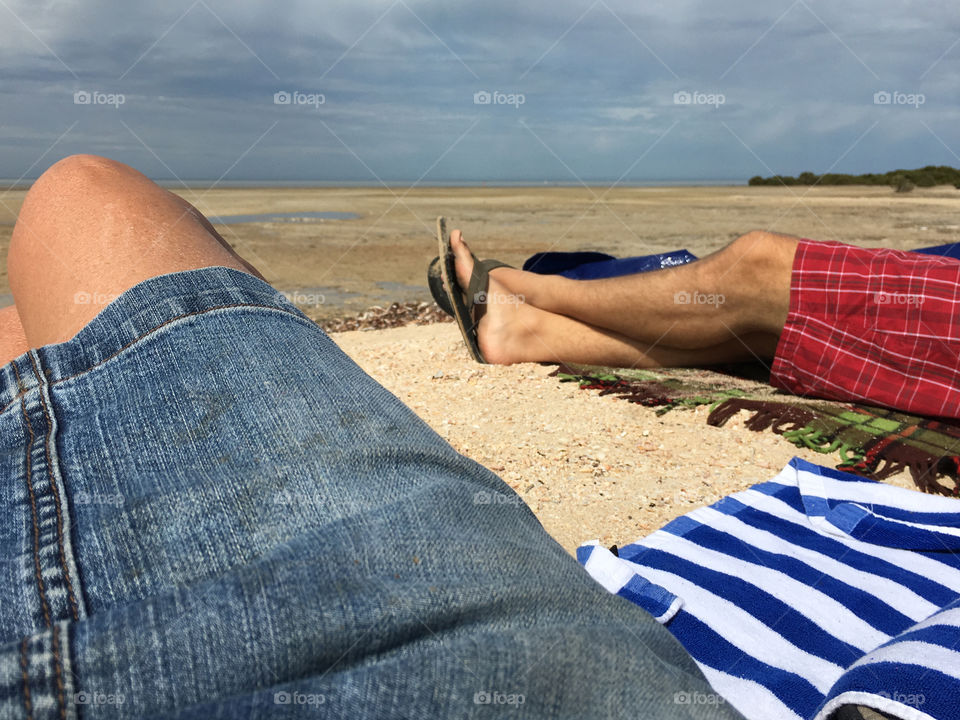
[209,211,360,224]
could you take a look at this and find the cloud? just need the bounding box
[0,0,958,181]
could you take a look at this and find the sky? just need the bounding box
[1,0,959,183]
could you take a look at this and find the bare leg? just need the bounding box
[0,305,28,366]
[450,229,794,365]
[8,154,263,348]
[470,294,778,367]
[453,230,798,351]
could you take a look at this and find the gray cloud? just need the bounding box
[1,0,958,181]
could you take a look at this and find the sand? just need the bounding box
[2,183,959,316]
[0,183,951,552]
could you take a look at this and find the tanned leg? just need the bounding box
[449,229,797,366]
[0,305,28,366]
[8,154,263,348]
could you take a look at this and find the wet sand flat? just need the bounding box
[1,184,958,318]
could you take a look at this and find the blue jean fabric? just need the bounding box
[0,266,741,719]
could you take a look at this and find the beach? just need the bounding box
[0,184,948,551]
[3,183,956,315]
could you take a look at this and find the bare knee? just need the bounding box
[8,154,258,347]
[45,153,120,175]
[25,154,142,205]
[726,230,799,274]
[731,229,787,255]
[11,155,124,283]
[724,230,798,332]
[14,155,149,242]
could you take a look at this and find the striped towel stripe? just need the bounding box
[579,458,960,720]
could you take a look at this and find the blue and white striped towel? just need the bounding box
[578,457,960,720]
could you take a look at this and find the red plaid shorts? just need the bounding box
[770,240,960,419]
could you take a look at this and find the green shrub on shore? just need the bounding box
[748,165,960,188]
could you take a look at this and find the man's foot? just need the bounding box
[449,229,535,364]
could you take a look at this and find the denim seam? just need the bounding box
[52,303,312,389]
[28,353,82,623]
[19,637,32,720]
[0,303,309,417]
[13,362,53,631]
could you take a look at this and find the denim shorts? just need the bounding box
[0,267,740,719]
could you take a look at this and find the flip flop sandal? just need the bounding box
[435,216,512,363]
[428,252,506,319]
[427,256,453,316]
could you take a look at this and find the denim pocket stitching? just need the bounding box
[51,302,309,389]
[28,353,81,623]
[12,362,52,632]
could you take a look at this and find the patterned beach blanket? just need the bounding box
[555,363,960,496]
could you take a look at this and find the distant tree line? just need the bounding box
[747,165,960,192]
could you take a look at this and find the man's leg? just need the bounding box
[450,229,798,364]
[452,293,779,366]
[8,154,260,348]
[0,306,28,365]
[0,155,740,719]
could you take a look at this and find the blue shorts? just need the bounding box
[0,267,737,719]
